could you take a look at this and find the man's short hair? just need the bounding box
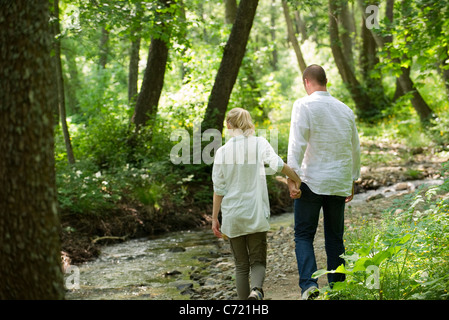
[303,64,327,86]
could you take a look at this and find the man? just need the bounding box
[287,64,361,300]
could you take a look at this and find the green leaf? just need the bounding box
[312,269,330,279]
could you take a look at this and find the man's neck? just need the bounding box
[307,86,327,95]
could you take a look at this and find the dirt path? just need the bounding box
[264,214,328,300]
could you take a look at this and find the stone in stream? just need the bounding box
[163,270,182,277]
[169,246,186,252]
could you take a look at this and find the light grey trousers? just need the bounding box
[229,232,267,299]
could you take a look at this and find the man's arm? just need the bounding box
[347,116,361,203]
[282,164,302,199]
[287,101,309,199]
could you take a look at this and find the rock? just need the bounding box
[163,270,182,277]
[367,193,385,202]
[203,278,217,288]
[170,280,193,291]
[189,271,203,281]
[169,246,186,253]
[394,182,408,191]
[181,288,196,296]
[197,257,212,262]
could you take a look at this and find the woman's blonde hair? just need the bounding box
[226,108,255,136]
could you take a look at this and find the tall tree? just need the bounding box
[52,0,76,165]
[282,0,306,74]
[328,0,384,120]
[99,27,110,69]
[131,0,172,131]
[0,0,65,299]
[224,0,238,24]
[360,0,434,123]
[128,1,143,104]
[202,0,259,133]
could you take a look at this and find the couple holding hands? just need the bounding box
[211,64,361,300]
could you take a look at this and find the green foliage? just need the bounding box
[56,160,121,215]
[314,162,449,300]
[53,0,449,243]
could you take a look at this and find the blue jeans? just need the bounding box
[294,183,346,292]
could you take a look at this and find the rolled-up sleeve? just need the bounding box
[212,148,227,196]
[259,137,284,174]
[287,100,310,177]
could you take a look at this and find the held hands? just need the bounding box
[287,178,302,199]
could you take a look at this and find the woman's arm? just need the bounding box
[212,192,224,238]
[281,163,302,199]
[281,163,301,183]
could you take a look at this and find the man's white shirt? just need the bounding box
[287,91,361,197]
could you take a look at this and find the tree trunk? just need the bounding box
[63,41,81,114]
[294,11,308,41]
[224,0,237,24]
[131,0,171,131]
[360,0,433,123]
[339,1,355,70]
[52,0,75,165]
[438,47,449,100]
[282,0,306,74]
[202,0,259,133]
[359,13,382,88]
[0,0,65,299]
[397,67,434,121]
[329,0,379,119]
[270,0,278,70]
[128,2,143,104]
[99,27,109,69]
[131,39,169,129]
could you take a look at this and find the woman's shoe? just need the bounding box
[248,287,264,300]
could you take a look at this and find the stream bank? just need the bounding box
[65,177,445,300]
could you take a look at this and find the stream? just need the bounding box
[65,178,443,300]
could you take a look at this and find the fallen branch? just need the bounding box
[91,235,128,244]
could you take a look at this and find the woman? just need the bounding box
[211,108,301,300]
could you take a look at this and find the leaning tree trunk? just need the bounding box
[128,1,143,104]
[397,67,434,122]
[131,0,171,131]
[328,0,380,120]
[202,0,259,134]
[224,0,237,24]
[360,0,434,123]
[282,0,306,74]
[52,0,75,165]
[0,0,65,299]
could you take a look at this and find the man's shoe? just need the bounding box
[301,286,319,300]
[248,287,264,300]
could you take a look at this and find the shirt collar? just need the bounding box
[310,91,330,97]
